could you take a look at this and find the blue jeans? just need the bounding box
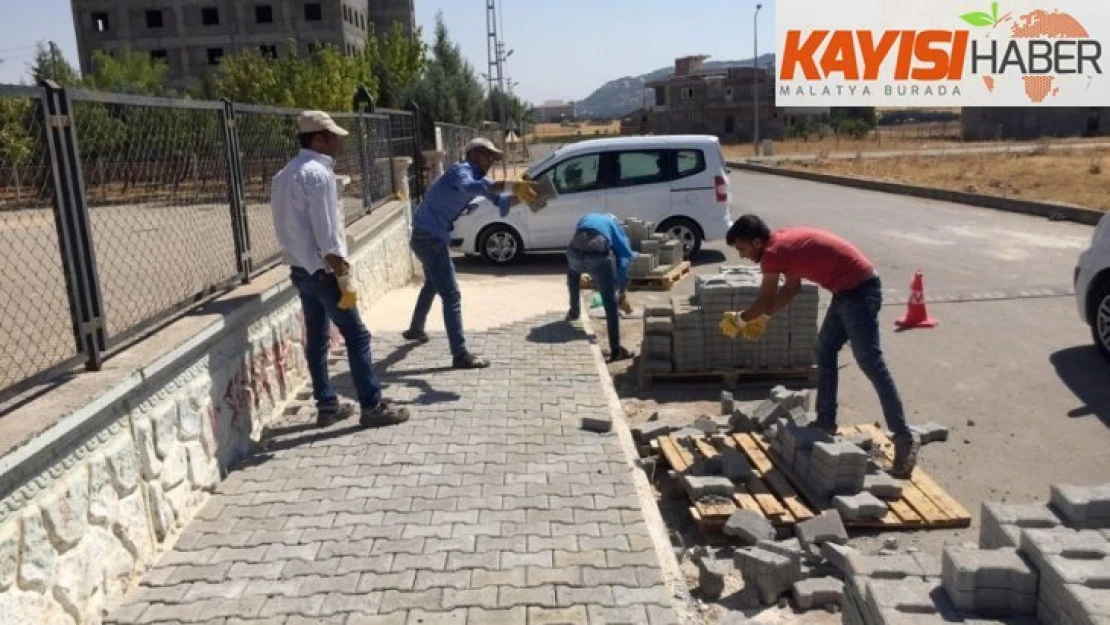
[290,267,382,410]
[408,229,468,357]
[566,247,621,355]
[814,276,910,438]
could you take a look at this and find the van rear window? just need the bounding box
[675,150,706,179]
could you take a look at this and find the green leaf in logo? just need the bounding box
[959,11,996,27]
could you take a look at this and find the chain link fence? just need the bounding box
[0,83,449,413]
[0,86,81,400]
[436,122,479,164]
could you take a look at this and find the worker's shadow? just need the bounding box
[526,320,590,344]
[1050,346,1110,428]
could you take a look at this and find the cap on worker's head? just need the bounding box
[464,137,504,159]
[297,110,349,137]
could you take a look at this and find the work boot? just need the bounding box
[890,433,921,479]
[317,402,357,428]
[607,347,634,363]
[806,421,838,437]
[402,329,429,344]
[359,400,410,428]
[453,352,490,369]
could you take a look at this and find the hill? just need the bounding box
[574,54,777,120]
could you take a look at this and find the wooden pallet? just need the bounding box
[652,426,971,533]
[580,261,691,292]
[652,432,816,532]
[638,365,817,390]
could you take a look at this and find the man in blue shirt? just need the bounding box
[403,138,537,369]
[565,213,636,362]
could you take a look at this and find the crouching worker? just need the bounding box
[565,213,635,363]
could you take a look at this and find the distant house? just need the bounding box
[961,107,1110,140]
[620,108,650,135]
[532,100,577,124]
[645,55,826,142]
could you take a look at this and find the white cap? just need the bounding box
[464,137,504,159]
[297,110,349,137]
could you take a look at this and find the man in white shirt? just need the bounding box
[271,110,409,429]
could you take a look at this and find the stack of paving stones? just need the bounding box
[837,481,1110,625]
[102,314,681,625]
[643,389,1110,623]
[618,218,682,279]
[638,266,820,374]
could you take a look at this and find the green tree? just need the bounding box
[0,97,36,166]
[29,41,81,86]
[409,13,486,143]
[82,47,169,95]
[208,39,376,110]
[372,22,428,109]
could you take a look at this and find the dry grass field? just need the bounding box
[781,147,1110,212]
[529,121,621,141]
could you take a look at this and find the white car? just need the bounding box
[450,135,734,265]
[1076,212,1110,360]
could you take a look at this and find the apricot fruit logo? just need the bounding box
[960,2,1101,102]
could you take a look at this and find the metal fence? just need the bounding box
[0,82,440,412]
[436,122,479,164]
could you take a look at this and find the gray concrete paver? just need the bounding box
[103,316,677,624]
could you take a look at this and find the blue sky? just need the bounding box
[0,0,777,104]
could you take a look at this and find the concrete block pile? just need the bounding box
[837,481,1110,625]
[619,217,683,278]
[639,266,820,374]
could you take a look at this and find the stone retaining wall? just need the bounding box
[0,202,417,624]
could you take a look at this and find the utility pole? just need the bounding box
[485,0,509,177]
[50,40,61,81]
[753,4,762,155]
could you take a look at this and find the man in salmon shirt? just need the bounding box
[722,214,919,479]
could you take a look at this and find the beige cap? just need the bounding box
[297,110,349,137]
[464,137,503,159]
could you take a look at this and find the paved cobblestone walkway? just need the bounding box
[105,313,680,625]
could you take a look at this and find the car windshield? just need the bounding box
[525,148,566,179]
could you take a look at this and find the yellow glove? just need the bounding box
[337,274,358,310]
[741,315,770,340]
[719,311,743,339]
[507,180,538,205]
[619,292,633,314]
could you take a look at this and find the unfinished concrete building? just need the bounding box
[70,0,416,89]
[646,55,781,142]
[367,0,415,37]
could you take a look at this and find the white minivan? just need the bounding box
[1075,212,1110,361]
[449,135,734,265]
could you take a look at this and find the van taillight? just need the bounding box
[714,175,728,202]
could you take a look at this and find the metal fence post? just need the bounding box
[385,113,397,197]
[408,102,425,205]
[220,98,252,283]
[353,86,374,213]
[40,80,107,370]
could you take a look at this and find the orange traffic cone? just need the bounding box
[895,271,938,330]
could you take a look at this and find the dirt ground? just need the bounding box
[719,129,1110,159]
[779,148,1110,212]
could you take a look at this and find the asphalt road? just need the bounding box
[636,170,1110,553]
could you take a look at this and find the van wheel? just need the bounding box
[478,224,524,266]
[658,218,703,260]
[1090,280,1110,362]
